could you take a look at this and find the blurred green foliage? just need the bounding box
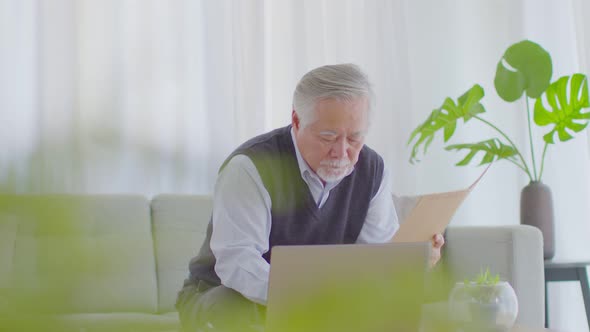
[0,195,86,331]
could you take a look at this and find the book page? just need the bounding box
[391,165,490,243]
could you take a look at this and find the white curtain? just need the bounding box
[1,0,590,330]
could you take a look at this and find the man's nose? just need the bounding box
[330,138,348,158]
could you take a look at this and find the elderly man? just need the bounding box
[176,63,444,331]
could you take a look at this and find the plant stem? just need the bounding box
[526,98,539,181]
[474,115,533,182]
[538,143,549,181]
[502,153,529,173]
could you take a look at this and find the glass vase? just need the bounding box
[448,281,518,332]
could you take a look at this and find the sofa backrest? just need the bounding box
[0,195,159,313]
[150,194,212,313]
[392,194,419,224]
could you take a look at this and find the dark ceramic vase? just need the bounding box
[520,181,555,260]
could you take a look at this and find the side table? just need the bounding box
[544,261,590,329]
[513,325,561,331]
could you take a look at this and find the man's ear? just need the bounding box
[291,110,300,131]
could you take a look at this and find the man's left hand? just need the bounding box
[429,233,445,268]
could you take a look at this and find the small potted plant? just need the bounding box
[464,268,502,324]
[449,268,518,331]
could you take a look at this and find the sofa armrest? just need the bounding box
[444,225,544,328]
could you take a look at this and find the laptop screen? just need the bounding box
[265,242,430,332]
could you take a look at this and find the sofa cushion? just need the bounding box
[151,194,212,313]
[0,195,158,314]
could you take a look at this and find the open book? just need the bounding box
[391,165,490,243]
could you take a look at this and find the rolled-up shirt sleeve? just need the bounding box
[210,154,272,305]
[356,166,400,244]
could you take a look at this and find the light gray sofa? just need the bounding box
[0,194,545,331]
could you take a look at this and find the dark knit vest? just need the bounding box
[186,125,384,286]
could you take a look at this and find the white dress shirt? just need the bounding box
[210,129,399,305]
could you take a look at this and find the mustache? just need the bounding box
[319,158,350,168]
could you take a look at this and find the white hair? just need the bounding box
[292,63,374,128]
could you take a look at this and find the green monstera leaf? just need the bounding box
[445,139,518,166]
[408,85,486,163]
[534,73,590,143]
[494,40,552,102]
[408,40,590,182]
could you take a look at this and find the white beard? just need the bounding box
[316,158,352,183]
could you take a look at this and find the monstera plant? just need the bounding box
[407,40,590,259]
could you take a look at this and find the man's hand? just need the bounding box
[429,233,445,268]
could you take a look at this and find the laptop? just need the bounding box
[265,242,431,332]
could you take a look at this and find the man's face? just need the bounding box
[292,97,369,183]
